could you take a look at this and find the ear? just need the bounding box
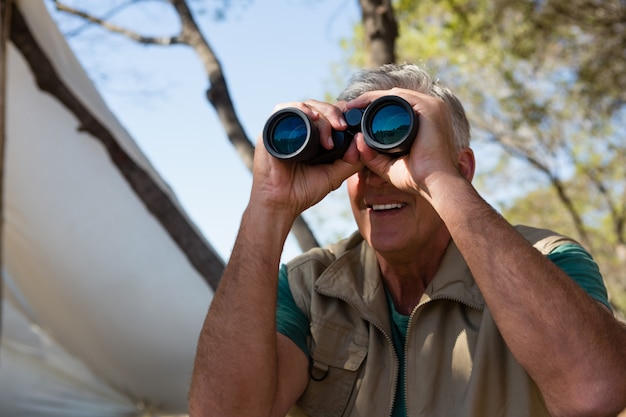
[457,147,476,182]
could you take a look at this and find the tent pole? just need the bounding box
[0,0,11,360]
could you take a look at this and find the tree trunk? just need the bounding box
[359,0,398,67]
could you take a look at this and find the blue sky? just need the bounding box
[47,0,362,262]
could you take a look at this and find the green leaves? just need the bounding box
[391,0,626,313]
[342,0,625,314]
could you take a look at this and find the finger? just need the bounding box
[303,100,349,150]
[318,143,364,193]
[355,133,394,177]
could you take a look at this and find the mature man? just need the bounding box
[189,64,626,417]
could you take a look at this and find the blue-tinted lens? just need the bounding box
[369,104,411,145]
[271,114,308,154]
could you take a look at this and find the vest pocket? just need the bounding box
[296,322,368,417]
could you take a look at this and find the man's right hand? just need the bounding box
[250,99,363,223]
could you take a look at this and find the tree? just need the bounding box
[54,0,321,253]
[358,0,397,67]
[53,0,408,255]
[382,0,626,315]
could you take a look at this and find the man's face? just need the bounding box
[347,168,448,257]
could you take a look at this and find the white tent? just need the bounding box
[0,0,222,415]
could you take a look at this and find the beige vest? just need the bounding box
[285,225,574,417]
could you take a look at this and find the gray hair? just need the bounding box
[337,63,470,150]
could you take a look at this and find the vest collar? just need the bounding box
[315,232,485,326]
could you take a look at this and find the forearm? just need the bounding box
[429,173,626,416]
[189,204,295,417]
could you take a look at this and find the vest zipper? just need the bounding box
[315,287,399,417]
[403,295,484,415]
[429,294,483,311]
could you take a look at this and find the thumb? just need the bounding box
[318,140,363,193]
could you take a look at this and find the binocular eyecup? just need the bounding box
[262,95,419,164]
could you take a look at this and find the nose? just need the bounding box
[363,168,387,187]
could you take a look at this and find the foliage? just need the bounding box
[347,0,626,313]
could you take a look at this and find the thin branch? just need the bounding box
[477,119,592,247]
[55,1,185,45]
[54,0,322,252]
[583,165,625,244]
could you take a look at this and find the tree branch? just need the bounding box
[54,1,184,45]
[11,3,225,290]
[477,119,592,248]
[54,0,321,252]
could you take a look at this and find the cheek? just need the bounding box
[346,175,368,228]
[346,174,361,208]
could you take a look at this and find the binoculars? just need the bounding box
[262,95,419,164]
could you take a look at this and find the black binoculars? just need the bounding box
[262,95,419,164]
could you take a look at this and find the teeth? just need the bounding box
[372,203,404,211]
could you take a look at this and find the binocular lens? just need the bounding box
[368,104,413,145]
[269,113,308,155]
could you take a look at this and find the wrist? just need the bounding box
[424,172,481,222]
[240,201,297,248]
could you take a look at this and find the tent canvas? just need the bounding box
[0,0,222,415]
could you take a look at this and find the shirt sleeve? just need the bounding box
[276,264,311,356]
[547,243,611,310]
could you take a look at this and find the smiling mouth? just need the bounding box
[370,203,407,212]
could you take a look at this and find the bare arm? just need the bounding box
[353,88,626,417]
[430,175,626,417]
[189,100,362,417]
[189,203,308,417]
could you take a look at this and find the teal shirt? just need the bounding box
[276,243,610,417]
